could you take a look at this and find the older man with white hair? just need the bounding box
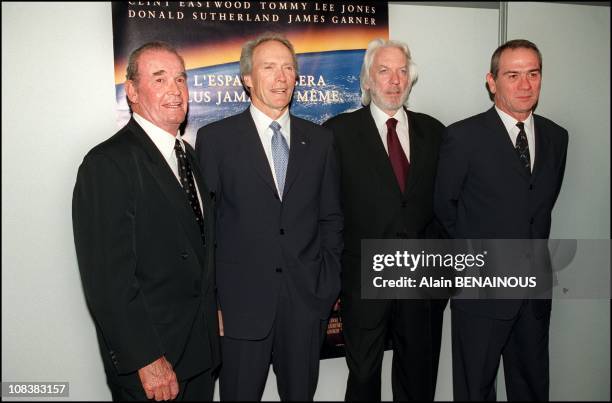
[324,38,447,401]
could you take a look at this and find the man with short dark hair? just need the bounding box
[434,39,568,401]
[196,33,342,401]
[73,41,219,401]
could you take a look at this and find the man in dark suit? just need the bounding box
[434,39,568,401]
[195,33,342,401]
[73,42,219,401]
[323,38,447,401]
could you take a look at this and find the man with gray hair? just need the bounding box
[324,38,447,401]
[73,41,219,401]
[196,32,342,401]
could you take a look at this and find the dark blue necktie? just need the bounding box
[175,139,205,243]
[515,121,531,174]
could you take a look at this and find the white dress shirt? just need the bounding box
[495,106,536,172]
[249,104,291,197]
[133,112,204,209]
[370,102,411,162]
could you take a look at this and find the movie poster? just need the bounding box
[112,0,389,358]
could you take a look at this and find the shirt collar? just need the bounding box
[250,104,291,139]
[133,112,182,160]
[495,106,534,134]
[370,102,408,133]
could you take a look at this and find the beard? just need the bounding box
[370,87,410,112]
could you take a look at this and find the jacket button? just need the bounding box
[181,252,189,259]
[401,201,407,208]
[280,229,285,235]
[530,218,535,224]
[529,184,534,190]
[276,267,283,273]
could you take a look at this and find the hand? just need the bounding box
[137,356,179,401]
[218,309,224,336]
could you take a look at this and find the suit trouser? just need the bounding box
[343,298,446,401]
[452,299,550,401]
[107,368,214,401]
[219,280,328,401]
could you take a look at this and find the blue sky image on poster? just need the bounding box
[112,1,388,146]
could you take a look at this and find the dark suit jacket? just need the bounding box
[434,107,568,319]
[195,108,343,340]
[324,106,446,328]
[72,118,220,384]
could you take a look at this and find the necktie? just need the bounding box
[270,121,289,197]
[515,121,531,174]
[174,139,205,243]
[386,118,410,193]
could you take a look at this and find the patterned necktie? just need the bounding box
[515,121,531,174]
[174,139,205,243]
[386,118,410,193]
[270,121,289,197]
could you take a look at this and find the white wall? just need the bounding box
[1,2,609,401]
[2,2,116,401]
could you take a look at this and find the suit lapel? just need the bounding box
[185,144,214,281]
[127,119,207,268]
[236,109,278,194]
[357,108,403,198]
[483,107,532,181]
[531,115,550,181]
[403,108,424,198]
[283,116,309,198]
